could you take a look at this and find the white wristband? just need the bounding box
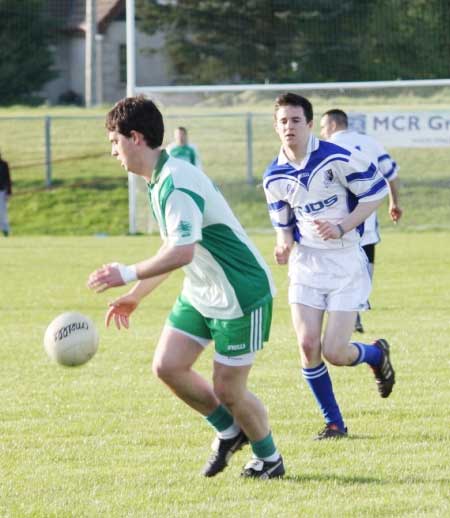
[111,262,138,284]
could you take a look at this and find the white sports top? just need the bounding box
[148,151,275,319]
[329,130,399,246]
[263,135,389,249]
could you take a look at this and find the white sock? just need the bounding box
[256,450,280,463]
[217,421,241,439]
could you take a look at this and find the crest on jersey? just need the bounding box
[323,169,335,187]
[177,220,192,237]
[286,179,299,195]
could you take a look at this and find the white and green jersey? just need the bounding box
[148,150,275,319]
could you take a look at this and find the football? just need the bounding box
[44,312,99,366]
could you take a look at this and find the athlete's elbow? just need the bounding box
[175,244,195,267]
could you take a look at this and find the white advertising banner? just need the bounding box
[348,111,450,147]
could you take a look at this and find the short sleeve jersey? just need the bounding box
[329,130,399,246]
[263,135,388,249]
[329,130,399,182]
[148,150,275,319]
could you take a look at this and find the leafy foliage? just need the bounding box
[136,0,309,84]
[0,0,57,105]
[136,0,450,84]
[359,0,450,80]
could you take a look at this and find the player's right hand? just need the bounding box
[105,294,139,330]
[87,263,126,293]
[274,244,291,264]
[390,205,403,223]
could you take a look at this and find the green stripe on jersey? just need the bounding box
[149,180,205,236]
[178,188,205,213]
[149,174,175,236]
[201,224,272,313]
[151,149,170,184]
[158,175,175,236]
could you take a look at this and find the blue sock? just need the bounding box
[302,363,345,431]
[351,342,382,367]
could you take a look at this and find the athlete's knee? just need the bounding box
[322,343,348,366]
[214,386,235,408]
[297,334,321,361]
[152,354,185,384]
[213,377,242,408]
[152,357,171,381]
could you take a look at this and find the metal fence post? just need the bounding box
[45,116,52,187]
[246,112,254,184]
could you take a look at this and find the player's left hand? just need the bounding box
[313,219,341,240]
[87,263,125,293]
[105,293,139,330]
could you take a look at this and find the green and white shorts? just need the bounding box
[166,295,272,366]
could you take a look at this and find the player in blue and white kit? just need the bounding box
[263,93,396,440]
[320,109,403,332]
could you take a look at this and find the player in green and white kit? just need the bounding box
[88,96,284,479]
[167,126,202,167]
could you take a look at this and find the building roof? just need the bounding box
[47,0,125,34]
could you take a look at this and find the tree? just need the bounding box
[360,0,450,80]
[0,0,57,105]
[136,0,311,84]
[136,0,450,85]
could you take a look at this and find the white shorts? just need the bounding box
[288,244,371,312]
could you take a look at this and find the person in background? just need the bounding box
[263,92,396,441]
[87,96,285,479]
[320,109,403,333]
[0,151,12,237]
[167,126,202,167]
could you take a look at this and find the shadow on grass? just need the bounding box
[282,473,450,485]
[15,176,126,194]
[282,473,387,485]
[13,152,107,171]
[73,177,127,191]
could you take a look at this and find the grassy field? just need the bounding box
[1,233,449,517]
[1,92,450,235]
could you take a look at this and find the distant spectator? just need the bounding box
[167,126,202,168]
[0,151,12,237]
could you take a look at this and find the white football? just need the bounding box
[44,312,99,366]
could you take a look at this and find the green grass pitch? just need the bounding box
[1,232,449,517]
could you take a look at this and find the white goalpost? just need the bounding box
[126,0,138,234]
[135,78,450,95]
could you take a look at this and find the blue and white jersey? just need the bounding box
[329,130,399,246]
[263,135,388,249]
[329,130,398,182]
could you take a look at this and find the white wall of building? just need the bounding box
[40,21,170,105]
[102,21,170,103]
